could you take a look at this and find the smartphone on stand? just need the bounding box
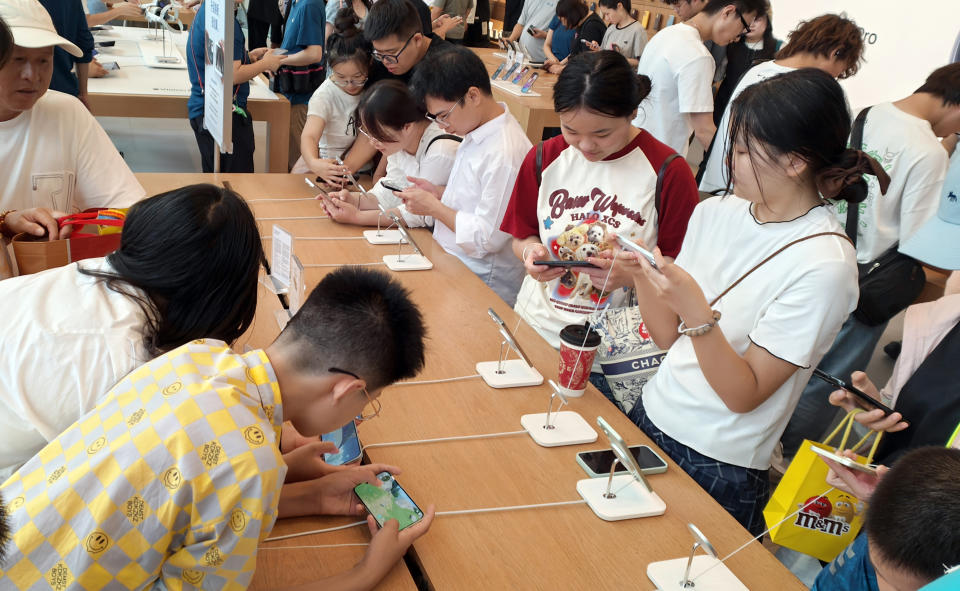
[320,421,362,465]
[521,72,539,93]
[510,66,530,84]
[354,472,425,530]
[576,445,669,478]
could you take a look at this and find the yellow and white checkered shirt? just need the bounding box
[0,339,287,590]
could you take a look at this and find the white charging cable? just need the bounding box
[390,374,482,386]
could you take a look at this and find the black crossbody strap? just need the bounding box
[845,106,873,246]
[425,133,462,154]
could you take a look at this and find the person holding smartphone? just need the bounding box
[593,0,647,66]
[501,51,698,394]
[320,79,461,227]
[543,0,605,74]
[504,0,557,63]
[620,69,888,535]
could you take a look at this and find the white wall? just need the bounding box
[770,1,960,111]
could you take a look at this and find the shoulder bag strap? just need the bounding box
[424,133,463,154]
[844,106,873,245]
[707,232,853,307]
[655,153,681,216]
[535,142,544,186]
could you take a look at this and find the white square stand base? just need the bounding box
[364,229,406,245]
[383,254,433,271]
[261,274,288,295]
[577,475,666,521]
[647,556,747,591]
[521,411,597,447]
[476,360,543,388]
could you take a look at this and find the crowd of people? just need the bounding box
[0,0,958,588]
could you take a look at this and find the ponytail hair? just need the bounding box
[553,50,651,119]
[326,7,372,69]
[727,68,889,203]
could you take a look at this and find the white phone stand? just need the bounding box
[478,359,543,388]
[382,217,432,271]
[476,309,543,388]
[577,473,666,521]
[647,524,747,590]
[521,381,596,447]
[364,208,407,245]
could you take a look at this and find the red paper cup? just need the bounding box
[558,324,601,397]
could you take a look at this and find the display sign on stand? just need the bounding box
[202,0,234,166]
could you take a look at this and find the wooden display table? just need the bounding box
[473,48,560,144]
[135,173,807,591]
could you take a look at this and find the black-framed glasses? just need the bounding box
[329,367,382,421]
[425,95,464,126]
[736,10,752,35]
[371,32,416,65]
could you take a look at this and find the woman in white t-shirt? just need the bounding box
[621,69,887,535]
[296,10,376,184]
[320,80,461,228]
[0,185,263,480]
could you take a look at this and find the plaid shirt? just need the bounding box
[1,340,286,590]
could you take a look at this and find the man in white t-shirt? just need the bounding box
[781,63,960,459]
[631,0,765,157]
[504,0,558,64]
[663,0,707,22]
[0,0,144,243]
[699,13,866,194]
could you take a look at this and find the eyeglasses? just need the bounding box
[331,73,368,88]
[328,367,382,421]
[735,10,752,35]
[425,95,464,126]
[371,32,416,65]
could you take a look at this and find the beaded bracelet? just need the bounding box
[0,210,14,237]
[678,310,722,337]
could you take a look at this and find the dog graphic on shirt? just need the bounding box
[550,220,614,303]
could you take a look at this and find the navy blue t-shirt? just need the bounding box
[38,0,93,96]
[548,15,574,61]
[187,1,250,120]
[279,0,325,105]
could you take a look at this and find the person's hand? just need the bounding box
[827,371,908,433]
[2,208,70,240]
[113,2,144,19]
[311,158,350,187]
[432,14,461,36]
[638,245,712,325]
[520,242,565,282]
[822,450,889,501]
[89,59,108,78]
[249,46,270,61]
[257,50,285,73]
[282,439,347,482]
[543,57,559,68]
[319,191,363,225]
[581,249,635,292]
[529,27,547,39]
[312,464,402,516]
[396,177,442,217]
[585,40,600,51]
[359,504,435,583]
[546,63,564,75]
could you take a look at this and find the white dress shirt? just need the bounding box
[432,104,531,305]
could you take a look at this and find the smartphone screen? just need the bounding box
[521,73,539,92]
[355,472,425,530]
[321,421,361,465]
[578,445,667,475]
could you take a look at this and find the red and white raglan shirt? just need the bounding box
[500,131,699,351]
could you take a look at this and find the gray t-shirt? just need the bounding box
[600,20,647,60]
[428,0,474,39]
[517,0,558,62]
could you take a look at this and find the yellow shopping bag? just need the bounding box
[763,410,882,562]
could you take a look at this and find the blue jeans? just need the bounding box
[629,398,770,536]
[589,372,616,406]
[781,313,887,458]
[811,533,878,591]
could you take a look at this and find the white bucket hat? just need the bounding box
[0,0,82,57]
[901,155,960,271]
